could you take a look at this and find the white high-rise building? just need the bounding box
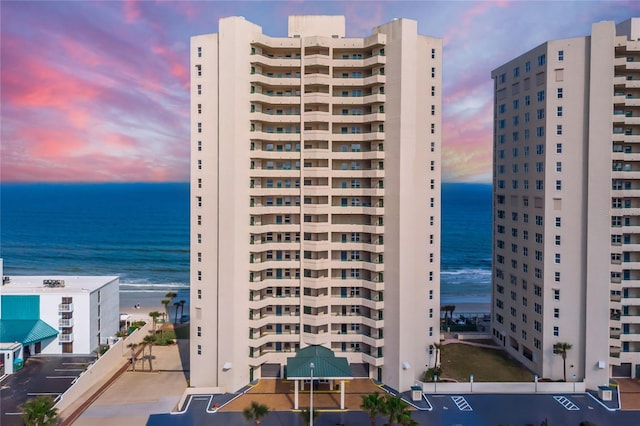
[491,18,640,388]
[190,15,441,393]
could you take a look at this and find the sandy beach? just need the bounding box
[119,289,189,322]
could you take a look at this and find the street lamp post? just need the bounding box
[310,362,315,426]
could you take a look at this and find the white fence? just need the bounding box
[55,321,152,414]
[418,379,586,394]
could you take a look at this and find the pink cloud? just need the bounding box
[123,0,142,24]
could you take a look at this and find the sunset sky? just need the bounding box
[2,1,639,183]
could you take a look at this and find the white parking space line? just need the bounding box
[46,376,77,379]
[553,395,580,411]
[54,368,83,372]
[28,392,61,396]
[451,395,473,411]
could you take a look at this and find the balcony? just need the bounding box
[59,333,74,343]
[361,352,385,367]
[59,318,74,328]
[58,303,74,312]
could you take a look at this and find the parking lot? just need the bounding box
[0,355,95,426]
[148,392,640,425]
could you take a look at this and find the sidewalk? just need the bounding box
[71,340,188,426]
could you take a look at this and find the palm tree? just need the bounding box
[554,342,573,381]
[382,394,411,426]
[149,311,162,335]
[161,299,170,322]
[398,411,419,426]
[242,401,269,425]
[165,291,177,321]
[179,300,186,317]
[173,302,180,324]
[19,395,58,426]
[299,408,319,426]
[126,342,139,371]
[433,342,444,369]
[360,392,384,426]
[137,339,148,371]
[143,334,157,371]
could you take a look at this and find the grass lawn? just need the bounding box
[440,343,535,382]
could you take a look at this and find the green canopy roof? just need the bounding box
[286,345,352,379]
[0,320,59,345]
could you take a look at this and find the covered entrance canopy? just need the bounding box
[0,319,59,346]
[286,345,352,409]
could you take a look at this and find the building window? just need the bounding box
[514,67,520,78]
[557,88,563,99]
[557,106,563,117]
[197,344,202,355]
[197,270,202,281]
[556,143,562,153]
[197,84,202,95]
[537,54,546,66]
[197,141,202,152]
[525,61,531,72]
[537,90,545,102]
[555,253,561,264]
[556,125,563,135]
[553,326,559,337]
[197,326,202,337]
[198,289,202,299]
[557,50,564,61]
[196,65,202,76]
[553,289,560,300]
[431,48,436,59]
[197,46,202,57]
[431,86,435,96]
[431,67,436,78]
[555,217,561,227]
[554,308,560,318]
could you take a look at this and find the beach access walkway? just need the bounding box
[70,341,188,426]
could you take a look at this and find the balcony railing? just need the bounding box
[59,318,74,327]
[58,303,74,312]
[59,333,74,342]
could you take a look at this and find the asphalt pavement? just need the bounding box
[147,391,640,426]
[0,355,95,426]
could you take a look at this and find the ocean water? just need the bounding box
[0,182,492,306]
[440,183,492,304]
[0,183,190,307]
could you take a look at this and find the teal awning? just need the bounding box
[0,320,59,345]
[286,345,352,379]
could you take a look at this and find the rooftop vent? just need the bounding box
[43,279,65,288]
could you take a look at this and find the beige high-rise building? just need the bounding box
[491,18,640,388]
[189,15,441,393]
